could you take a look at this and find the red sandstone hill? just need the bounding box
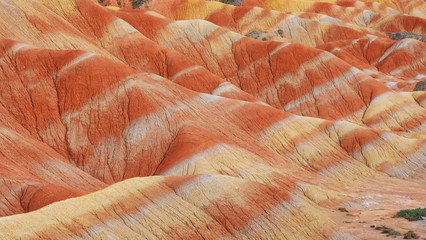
[0,0,425,239]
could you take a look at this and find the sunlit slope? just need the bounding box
[0,37,424,215]
[0,0,424,239]
[0,175,357,239]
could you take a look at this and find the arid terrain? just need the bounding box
[0,0,425,239]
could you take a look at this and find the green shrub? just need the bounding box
[403,231,419,239]
[220,0,241,5]
[396,208,426,221]
[221,0,234,4]
[132,0,150,9]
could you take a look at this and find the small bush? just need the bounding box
[338,207,348,212]
[375,225,386,230]
[396,208,426,221]
[132,0,150,9]
[381,227,393,234]
[375,226,401,237]
[220,0,241,5]
[403,231,419,239]
[387,229,401,237]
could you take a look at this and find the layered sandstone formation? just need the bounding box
[0,0,425,239]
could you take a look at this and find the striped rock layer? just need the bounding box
[0,0,425,239]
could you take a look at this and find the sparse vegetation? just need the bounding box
[387,32,426,42]
[219,0,242,5]
[403,231,419,239]
[132,0,151,9]
[414,81,426,91]
[374,225,402,237]
[396,208,426,221]
[385,229,402,237]
[338,207,348,212]
[245,30,269,41]
[375,225,384,230]
[97,0,148,9]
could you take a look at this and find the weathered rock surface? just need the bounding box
[0,0,425,239]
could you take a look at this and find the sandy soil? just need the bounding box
[321,174,426,239]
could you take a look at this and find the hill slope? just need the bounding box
[0,0,425,239]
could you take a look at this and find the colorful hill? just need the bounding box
[0,0,425,239]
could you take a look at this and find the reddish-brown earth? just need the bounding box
[0,0,425,239]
